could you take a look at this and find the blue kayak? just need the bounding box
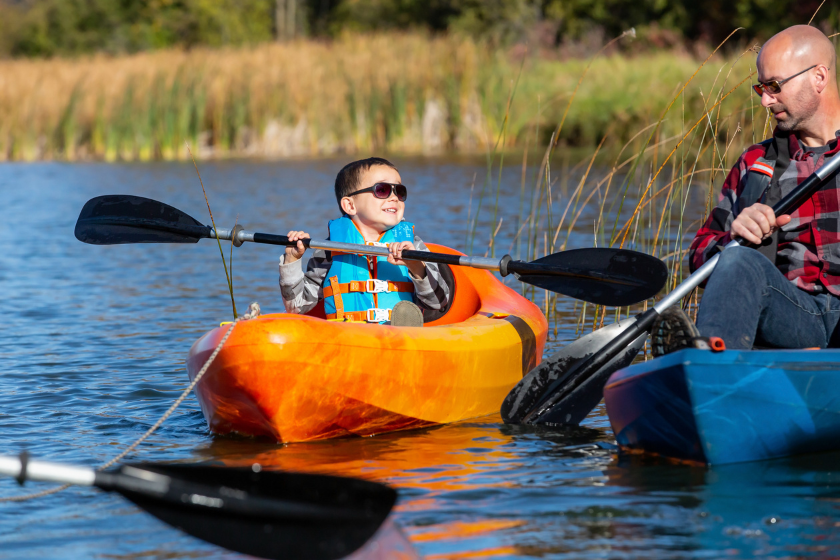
[603,349,840,465]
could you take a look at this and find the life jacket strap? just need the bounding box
[326,308,393,323]
[323,280,414,298]
[328,276,344,321]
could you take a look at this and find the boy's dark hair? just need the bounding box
[334,157,398,213]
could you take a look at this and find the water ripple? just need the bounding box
[1,161,839,559]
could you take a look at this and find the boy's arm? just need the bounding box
[410,238,451,310]
[278,250,330,314]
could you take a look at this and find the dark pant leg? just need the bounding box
[823,293,840,347]
[696,246,829,349]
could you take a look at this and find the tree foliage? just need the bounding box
[0,0,837,58]
[0,0,275,57]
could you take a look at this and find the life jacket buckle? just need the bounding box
[366,279,391,293]
[366,308,391,323]
[365,241,389,248]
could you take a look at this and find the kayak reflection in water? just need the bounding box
[655,25,840,353]
[278,157,450,326]
[343,520,421,560]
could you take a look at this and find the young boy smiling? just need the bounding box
[279,157,450,325]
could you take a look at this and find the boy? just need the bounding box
[279,157,451,326]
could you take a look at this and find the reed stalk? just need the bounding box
[0,32,758,162]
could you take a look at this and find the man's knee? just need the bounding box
[712,246,776,281]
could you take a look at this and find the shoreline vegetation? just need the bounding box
[0,31,764,162]
[4,26,837,345]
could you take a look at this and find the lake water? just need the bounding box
[2,159,840,559]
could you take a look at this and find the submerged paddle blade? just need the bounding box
[75,195,212,245]
[511,248,667,307]
[99,463,396,560]
[501,319,646,424]
[526,330,647,426]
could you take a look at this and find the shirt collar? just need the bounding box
[779,128,840,161]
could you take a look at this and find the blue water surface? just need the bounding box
[1,160,839,559]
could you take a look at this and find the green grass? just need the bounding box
[0,32,763,162]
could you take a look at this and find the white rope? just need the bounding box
[0,302,261,503]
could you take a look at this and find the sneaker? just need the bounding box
[390,301,424,327]
[651,307,701,357]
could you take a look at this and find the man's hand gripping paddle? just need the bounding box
[74,195,668,307]
[502,153,840,426]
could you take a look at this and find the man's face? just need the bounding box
[757,53,819,133]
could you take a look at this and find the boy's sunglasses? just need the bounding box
[752,65,817,97]
[349,182,408,201]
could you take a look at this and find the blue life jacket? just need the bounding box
[323,216,416,323]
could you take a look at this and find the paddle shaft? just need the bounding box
[0,454,96,486]
[212,227,638,283]
[523,152,840,424]
[0,455,182,498]
[212,227,503,269]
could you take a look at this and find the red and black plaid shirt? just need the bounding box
[689,130,840,295]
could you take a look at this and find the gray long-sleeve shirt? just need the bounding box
[279,237,451,315]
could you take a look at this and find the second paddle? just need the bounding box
[75,195,668,307]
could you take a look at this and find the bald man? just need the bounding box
[652,25,840,354]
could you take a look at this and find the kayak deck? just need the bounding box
[604,348,840,465]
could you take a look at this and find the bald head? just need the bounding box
[755,25,840,138]
[758,25,836,87]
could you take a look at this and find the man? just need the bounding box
[652,25,840,354]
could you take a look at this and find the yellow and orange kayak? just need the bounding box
[186,244,547,443]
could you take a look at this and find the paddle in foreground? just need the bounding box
[74,194,667,307]
[0,454,395,560]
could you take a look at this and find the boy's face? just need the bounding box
[341,165,405,234]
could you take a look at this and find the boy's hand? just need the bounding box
[388,241,426,279]
[285,231,310,264]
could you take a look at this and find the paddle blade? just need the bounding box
[100,463,396,560]
[501,319,646,424]
[512,248,667,307]
[75,195,211,245]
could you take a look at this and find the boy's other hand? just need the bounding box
[285,231,310,263]
[388,241,426,279]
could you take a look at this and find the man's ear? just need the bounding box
[340,196,356,215]
[814,64,830,94]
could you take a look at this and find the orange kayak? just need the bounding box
[186,244,547,443]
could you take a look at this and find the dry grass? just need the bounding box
[0,31,758,162]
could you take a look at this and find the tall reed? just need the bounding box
[481,32,840,344]
[0,32,756,162]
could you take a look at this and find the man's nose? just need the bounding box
[760,90,776,108]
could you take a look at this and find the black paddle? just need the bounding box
[502,151,840,426]
[74,195,668,307]
[0,453,395,560]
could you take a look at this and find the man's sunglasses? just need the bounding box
[753,65,817,97]
[348,182,408,201]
